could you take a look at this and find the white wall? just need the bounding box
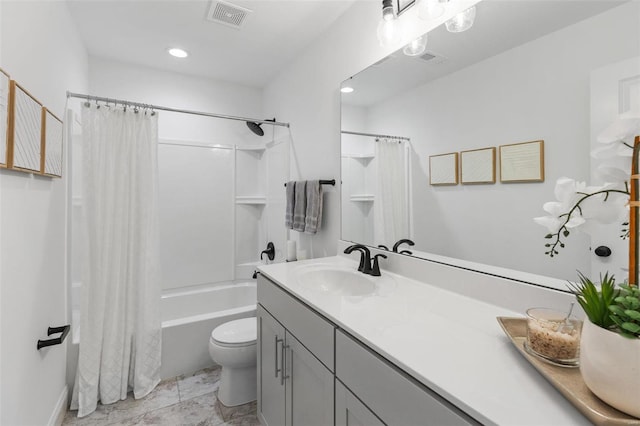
[365,2,640,281]
[264,0,479,259]
[88,57,264,144]
[0,1,88,425]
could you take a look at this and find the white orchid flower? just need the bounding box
[595,165,630,184]
[536,113,637,257]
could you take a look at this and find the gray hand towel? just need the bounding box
[285,181,296,229]
[304,180,323,234]
[292,181,307,232]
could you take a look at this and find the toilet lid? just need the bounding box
[211,317,257,345]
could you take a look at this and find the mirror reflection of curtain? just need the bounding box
[374,138,409,245]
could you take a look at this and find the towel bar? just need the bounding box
[284,179,335,187]
[37,324,70,350]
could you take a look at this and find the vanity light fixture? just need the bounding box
[403,34,428,56]
[167,47,189,58]
[445,5,476,32]
[377,0,402,47]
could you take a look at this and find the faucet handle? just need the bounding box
[399,250,413,255]
[378,245,389,251]
[370,254,387,277]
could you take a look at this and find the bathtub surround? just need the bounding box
[71,104,162,417]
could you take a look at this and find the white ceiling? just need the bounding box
[343,0,627,107]
[66,0,358,88]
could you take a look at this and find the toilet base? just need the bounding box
[217,365,257,407]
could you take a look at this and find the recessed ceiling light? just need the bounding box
[167,48,189,58]
[341,86,354,93]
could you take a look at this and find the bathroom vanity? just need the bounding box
[256,247,590,425]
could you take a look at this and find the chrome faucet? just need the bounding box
[344,244,373,275]
[392,238,415,255]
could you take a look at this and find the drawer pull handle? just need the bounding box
[281,344,290,386]
[275,336,283,378]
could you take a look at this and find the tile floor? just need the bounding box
[63,367,259,426]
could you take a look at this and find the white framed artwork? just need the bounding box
[461,147,496,184]
[429,152,458,186]
[499,140,545,182]
[0,68,9,167]
[43,108,63,177]
[8,81,43,173]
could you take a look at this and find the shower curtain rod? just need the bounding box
[66,91,290,128]
[341,130,410,141]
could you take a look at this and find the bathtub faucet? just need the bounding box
[261,242,275,261]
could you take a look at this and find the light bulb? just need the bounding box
[167,47,189,58]
[377,17,401,47]
[341,86,354,93]
[418,0,444,20]
[403,35,428,57]
[445,6,476,33]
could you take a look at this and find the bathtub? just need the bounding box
[67,281,257,388]
[160,281,256,379]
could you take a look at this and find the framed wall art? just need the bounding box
[0,68,10,167]
[429,152,458,185]
[8,81,43,173]
[42,108,63,177]
[499,140,544,183]
[460,147,496,184]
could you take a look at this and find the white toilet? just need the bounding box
[208,317,257,407]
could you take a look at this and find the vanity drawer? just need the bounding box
[257,274,335,371]
[335,330,478,426]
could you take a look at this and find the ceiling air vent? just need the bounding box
[418,52,447,64]
[206,0,252,29]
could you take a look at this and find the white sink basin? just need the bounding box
[293,264,381,297]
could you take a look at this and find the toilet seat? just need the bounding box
[211,317,256,347]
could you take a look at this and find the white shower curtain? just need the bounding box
[374,138,409,245]
[71,105,161,417]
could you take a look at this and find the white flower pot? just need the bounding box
[580,319,640,418]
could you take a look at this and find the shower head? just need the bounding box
[246,118,276,137]
[246,121,264,136]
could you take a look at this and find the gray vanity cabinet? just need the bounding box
[257,275,335,426]
[336,380,386,426]
[335,330,477,426]
[257,273,477,426]
[285,331,334,426]
[257,305,286,426]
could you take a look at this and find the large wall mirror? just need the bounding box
[341,0,640,285]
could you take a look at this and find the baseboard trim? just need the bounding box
[48,385,68,426]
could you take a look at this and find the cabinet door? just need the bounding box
[285,331,334,426]
[257,305,286,426]
[336,379,386,426]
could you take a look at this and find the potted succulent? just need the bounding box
[568,273,640,418]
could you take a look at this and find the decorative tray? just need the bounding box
[497,317,640,426]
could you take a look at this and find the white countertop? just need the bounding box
[258,256,589,425]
